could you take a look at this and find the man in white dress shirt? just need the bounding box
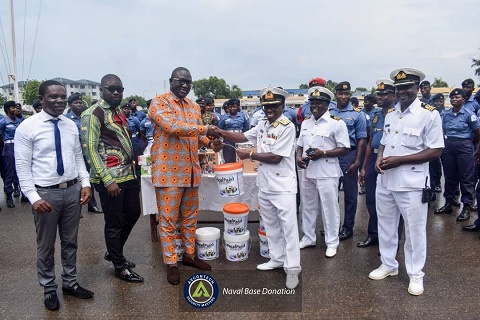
[297,87,350,257]
[368,68,444,296]
[15,80,94,311]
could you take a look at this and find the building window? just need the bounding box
[80,85,85,89]
[81,92,86,96]
[70,84,73,88]
[75,84,79,88]
[91,85,96,89]
[92,92,97,96]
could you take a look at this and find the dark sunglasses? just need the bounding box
[104,86,125,93]
[171,77,193,87]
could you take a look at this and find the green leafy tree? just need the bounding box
[432,77,448,88]
[299,83,308,89]
[192,76,242,99]
[122,95,147,109]
[472,56,480,78]
[0,93,6,106]
[22,79,42,105]
[325,80,338,93]
[82,95,93,108]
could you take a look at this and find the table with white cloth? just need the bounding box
[141,173,259,241]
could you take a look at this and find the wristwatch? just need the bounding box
[322,150,327,158]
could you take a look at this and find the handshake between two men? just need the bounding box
[205,126,252,160]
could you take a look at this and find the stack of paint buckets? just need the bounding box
[213,162,251,262]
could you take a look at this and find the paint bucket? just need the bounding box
[223,230,250,262]
[258,228,269,258]
[175,234,183,261]
[214,163,244,197]
[195,227,220,260]
[223,203,249,235]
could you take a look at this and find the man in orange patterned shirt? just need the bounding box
[149,67,221,285]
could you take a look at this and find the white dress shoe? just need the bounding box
[325,247,337,258]
[299,240,315,249]
[256,260,283,271]
[408,277,424,296]
[368,265,399,280]
[285,272,299,289]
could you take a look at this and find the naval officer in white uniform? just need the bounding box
[297,87,350,257]
[368,68,444,296]
[216,87,301,290]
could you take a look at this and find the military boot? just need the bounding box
[6,193,15,208]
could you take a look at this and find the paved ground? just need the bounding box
[0,189,479,320]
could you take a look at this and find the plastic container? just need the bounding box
[223,230,250,262]
[258,228,269,258]
[195,227,221,260]
[214,163,244,197]
[223,202,249,235]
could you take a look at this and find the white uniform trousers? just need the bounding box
[300,176,340,248]
[258,191,301,272]
[376,184,427,278]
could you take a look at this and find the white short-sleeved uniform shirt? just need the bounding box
[243,114,297,194]
[378,99,444,191]
[297,111,350,179]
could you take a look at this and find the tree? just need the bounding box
[192,76,243,99]
[0,93,6,106]
[82,95,93,108]
[432,77,448,88]
[325,80,338,93]
[22,79,42,105]
[472,56,480,78]
[122,95,147,108]
[299,83,308,89]
[355,87,368,92]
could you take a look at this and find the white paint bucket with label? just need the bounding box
[258,228,269,258]
[195,227,220,260]
[214,163,244,197]
[223,230,250,262]
[223,203,249,235]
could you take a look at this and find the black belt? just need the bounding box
[350,146,356,151]
[35,178,78,189]
[446,137,470,141]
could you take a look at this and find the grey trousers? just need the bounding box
[34,182,82,292]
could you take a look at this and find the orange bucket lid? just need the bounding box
[258,228,266,236]
[214,163,243,172]
[223,202,249,214]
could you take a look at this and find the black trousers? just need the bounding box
[94,179,141,271]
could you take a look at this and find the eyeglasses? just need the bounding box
[171,78,193,87]
[104,86,125,93]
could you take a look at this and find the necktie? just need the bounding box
[50,119,64,176]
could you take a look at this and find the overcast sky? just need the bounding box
[1,0,479,99]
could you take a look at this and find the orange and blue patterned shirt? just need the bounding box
[148,92,209,188]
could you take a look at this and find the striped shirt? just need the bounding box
[81,99,135,186]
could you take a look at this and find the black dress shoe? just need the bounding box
[104,252,136,268]
[456,207,470,222]
[62,283,94,299]
[88,206,102,213]
[6,199,15,208]
[44,291,59,311]
[357,237,378,248]
[339,228,353,241]
[13,188,20,197]
[434,202,452,214]
[452,199,461,207]
[115,268,144,282]
[462,224,480,232]
[429,192,437,202]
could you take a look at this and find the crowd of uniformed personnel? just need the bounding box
[3,68,480,310]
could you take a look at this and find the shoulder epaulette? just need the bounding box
[278,118,291,126]
[353,107,362,112]
[421,103,435,112]
[387,108,395,113]
[330,114,341,121]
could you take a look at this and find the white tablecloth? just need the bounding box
[140,173,259,215]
